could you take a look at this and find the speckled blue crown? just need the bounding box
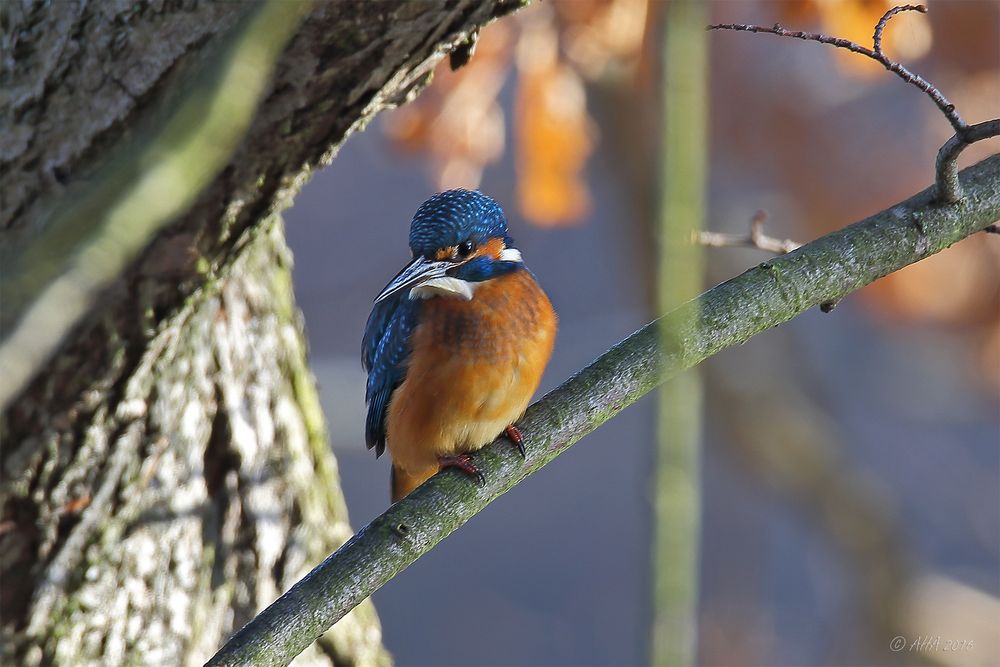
[408,189,508,256]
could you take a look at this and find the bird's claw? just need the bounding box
[504,424,526,458]
[438,454,486,487]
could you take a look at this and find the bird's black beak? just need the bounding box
[373,256,455,304]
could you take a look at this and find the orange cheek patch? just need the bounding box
[434,247,456,261]
[474,237,506,260]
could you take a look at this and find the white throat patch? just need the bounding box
[499,248,523,263]
[410,277,476,301]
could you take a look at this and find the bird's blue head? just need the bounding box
[374,189,524,303]
[408,189,510,256]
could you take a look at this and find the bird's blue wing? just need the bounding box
[362,295,418,458]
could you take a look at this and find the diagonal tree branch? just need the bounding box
[209,154,1000,667]
[0,0,528,413]
[0,0,312,411]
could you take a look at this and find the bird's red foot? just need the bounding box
[504,424,526,458]
[438,454,486,487]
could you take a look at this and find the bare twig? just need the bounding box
[709,6,961,131]
[696,210,801,255]
[709,5,1000,205]
[873,5,924,58]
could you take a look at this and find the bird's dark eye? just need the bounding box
[456,240,475,259]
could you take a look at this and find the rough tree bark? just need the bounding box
[4,219,388,666]
[0,1,523,664]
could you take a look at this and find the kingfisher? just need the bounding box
[362,189,557,503]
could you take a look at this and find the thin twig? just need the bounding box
[709,5,962,132]
[708,5,1000,205]
[873,5,923,57]
[696,210,801,255]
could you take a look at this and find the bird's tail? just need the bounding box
[391,464,433,503]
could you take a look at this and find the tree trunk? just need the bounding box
[1,0,523,664]
[2,218,389,666]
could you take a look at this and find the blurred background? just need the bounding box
[284,0,999,665]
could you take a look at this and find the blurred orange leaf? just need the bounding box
[514,7,594,226]
[383,21,513,190]
[383,1,649,226]
[555,0,649,79]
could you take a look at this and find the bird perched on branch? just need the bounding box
[363,189,557,502]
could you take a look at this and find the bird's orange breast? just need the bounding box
[386,269,556,480]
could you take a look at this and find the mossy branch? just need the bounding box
[209,154,1000,667]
